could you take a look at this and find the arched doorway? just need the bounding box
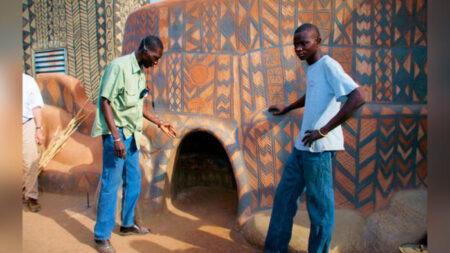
[171,130,238,224]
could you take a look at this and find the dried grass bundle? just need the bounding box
[38,100,92,170]
[37,82,99,171]
[23,79,99,191]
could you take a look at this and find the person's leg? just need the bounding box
[120,136,141,227]
[303,151,335,253]
[94,133,125,240]
[265,149,305,253]
[22,120,39,201]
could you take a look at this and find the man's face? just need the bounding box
[293,30,320,61]
[142,47,163,68]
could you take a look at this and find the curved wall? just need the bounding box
[31,0,426,224]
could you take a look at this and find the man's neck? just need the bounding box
[306,49,323,66]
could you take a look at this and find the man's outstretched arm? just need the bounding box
[143,109,176,138]
[268,94,306,116]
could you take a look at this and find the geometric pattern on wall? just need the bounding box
[140,113,253,217]
[202,1,220,52]
[241,113,298,210]
[333,0,355,45]
[392,47,427,103]
[374,0,392,47]
[96,0,109,73]
[298,0,332,45]
[22,0,36,75]
[261,0,280,48]
[355,0,372,47]
[375,48,393,102]
[120,0,430,220]
[237,0,262,52]
[185,1,203,51]
[216,55,234,119]
[22,0,147,102]
[219,0,237,51]
[169,5,184,50]
[415,118,427,187]
[65,0,82,81]
[26,0,428,222]
[355,48,373,102]
[167,53,183,112]
[280,0,296,45]
[281,44,303,104]
[264,47,285,106]
[113,0,148,58]
[183,53,216,115]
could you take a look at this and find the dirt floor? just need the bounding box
[22,187,261,253]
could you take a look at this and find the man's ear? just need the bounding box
[316,37,322,44]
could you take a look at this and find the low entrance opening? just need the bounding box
[171,131,238,225]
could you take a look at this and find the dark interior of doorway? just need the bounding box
[171,131,238,222]
[172,131,237,197]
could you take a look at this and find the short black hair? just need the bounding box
[294,23,321,38]
[139,35,163,51]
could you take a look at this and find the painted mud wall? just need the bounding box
[22,0,148,101]
[122,0,427,222]
[22,0,427,224]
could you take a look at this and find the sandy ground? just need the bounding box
[23,187,261,253]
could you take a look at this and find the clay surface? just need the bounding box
[23,187,259,253]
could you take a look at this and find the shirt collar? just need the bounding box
[131,52,143,74]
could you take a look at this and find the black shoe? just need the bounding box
[94,239,115,253]
[119,224,151,236]
[27,198,41,212]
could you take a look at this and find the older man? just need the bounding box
[91,35,176,253]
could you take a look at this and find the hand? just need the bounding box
[301,129,325,147]
[35,129,44,145]
[113,139,126,159]
[159,122,177,138]
[268,104,287,116]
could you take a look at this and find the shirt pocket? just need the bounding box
[123,79,140,107]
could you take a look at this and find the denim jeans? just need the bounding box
[94,129,141,240]
[265,148,335,253]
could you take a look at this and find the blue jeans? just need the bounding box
[94,129,141,240]
[265,149,335,253]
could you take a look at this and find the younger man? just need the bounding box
[264,23,365,253]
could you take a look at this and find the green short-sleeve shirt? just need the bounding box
[91,53,146,148]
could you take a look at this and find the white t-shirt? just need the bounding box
[22,73,44,123]
[295,55,359,152]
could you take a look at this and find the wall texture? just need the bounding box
[122,0,427,222]
[22,0,148,101]
[24,0,427,224]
